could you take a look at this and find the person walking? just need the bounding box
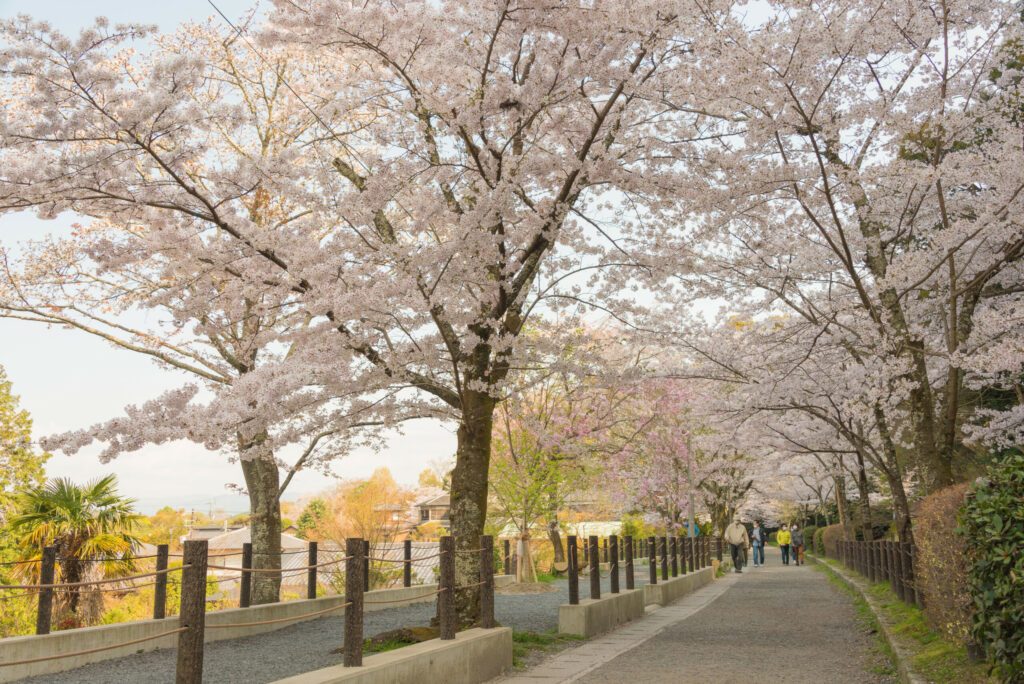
[750,520,766,567]
[790,524,805,566]
[777,524,792,565]
[724,516,749,573]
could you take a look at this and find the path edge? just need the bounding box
[809,555,927,684]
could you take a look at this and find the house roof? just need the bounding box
[417,493,450,507]
[204,526,309,550]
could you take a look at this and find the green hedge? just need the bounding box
[959,453,1024,681]
[817,528,826,555]
[804,525,819,554]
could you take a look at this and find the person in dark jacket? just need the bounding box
[750,520,766,567]
[790,524,805,566]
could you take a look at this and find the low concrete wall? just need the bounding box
[643,567,713,606]
[558,588,645,637]
[270,627,513,684]
[0,577,515,683]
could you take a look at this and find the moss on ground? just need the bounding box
[512,629,584,668]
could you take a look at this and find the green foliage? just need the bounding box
[296,499,327,538]
[804,525,818,553]
[916,483,973,645]
[0,365,48,518]
[960,454,1024,681]
[813,527,826,555]
[620,513,655,540]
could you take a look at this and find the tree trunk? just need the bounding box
[548,520,565,564]
[833,474,853,539]
[448,389,495,627]
[854,450,873,541]
[516,534,537,583]
[240,454,282,605]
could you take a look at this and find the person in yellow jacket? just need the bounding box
[777,525,792,565]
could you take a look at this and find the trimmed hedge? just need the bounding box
[821,524,845,557]
[915,482,973,646]
[804,525,818,554]
[960,454,1024,681]
[813,526,826,555]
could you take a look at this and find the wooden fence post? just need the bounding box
[670,536,678,577]
[602,537,609,564]
[307,541,318,600]
[893,540,906,602]
[438,536,456,640]
[609,535,619,594]
[679,536,688,575]
[909,543,922,608]
[624,536,634,591]
[175,539,208,684]
[480,535,495,628]
[648,536,657,585]
[344,538,364,666]
[688,537,696,573]
[504,539,511,576]
[240,542,252,609]
[362,540,370,592]
[35,545,56,635]
[660,536,668,581]
[403,539,412,587]
[716,536,723,562]
[589,536,600,600]
[568,535,579,605]
[154,543,169,620]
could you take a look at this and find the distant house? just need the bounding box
[195,526,315,589]
[415,493,450,528]
[184,524,245,542]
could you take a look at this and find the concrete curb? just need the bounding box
[809,555,927,684]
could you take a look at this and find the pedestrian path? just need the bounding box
[500,546,893,683]
[494,573,737,683]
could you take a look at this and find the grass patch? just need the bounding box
[815,558,996,684]
[362,637,410,654]
[512,629,583,668]
[533,571,560,584]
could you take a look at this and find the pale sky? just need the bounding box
[0,0,457,514]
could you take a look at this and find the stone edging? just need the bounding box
[808,555,927,684]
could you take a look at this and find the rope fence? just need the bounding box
[3,535,504,683]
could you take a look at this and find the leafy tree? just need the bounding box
[296,499,328,539]
[10,475,143,624]
[0,365,48,522]
[138,506,188,550]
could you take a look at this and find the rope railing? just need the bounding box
[0,627,188,668]
[0,565,185,591]
[7,536,502,682]
[206,601,354,629]
[207,555,351,574]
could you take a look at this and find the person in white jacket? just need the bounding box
[723,516,750,573]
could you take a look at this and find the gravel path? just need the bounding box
[23,567,652,684]
[585,547,895,684]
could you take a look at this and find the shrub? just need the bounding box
[804,525,819,553]
[821,524,845,557]
[960,454,1024,682]
[915,482,972,646]
[813,527,826,555]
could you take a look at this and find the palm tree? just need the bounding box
[10,475,142,624]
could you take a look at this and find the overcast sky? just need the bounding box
[0,0,457,514]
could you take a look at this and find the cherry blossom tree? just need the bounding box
[0,20,402,603]
[665,0,1024,500]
